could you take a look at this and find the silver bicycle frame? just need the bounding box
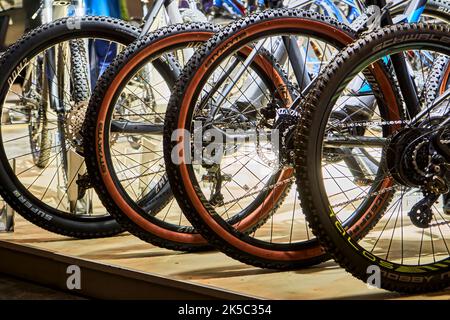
[141,0,185,36]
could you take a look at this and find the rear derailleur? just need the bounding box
[386,126,450,228]
[408,152,449,228]
[201,164,232,207]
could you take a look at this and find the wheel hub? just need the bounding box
[385,127,432,187]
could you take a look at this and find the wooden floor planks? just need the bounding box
[0,216,449,299]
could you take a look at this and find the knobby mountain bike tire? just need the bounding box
[163,9,369,269]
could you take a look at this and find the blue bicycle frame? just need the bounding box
[68,0,123,88]
[212,0,246,16]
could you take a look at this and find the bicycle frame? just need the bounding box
[317,0,438,179]
[309,0,362,24]
[43,0,83,113]
[214,0,246,17]
[141,0,198,36]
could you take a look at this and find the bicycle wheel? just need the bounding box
[0,16,140,238]
[296,23,450,292]
[163,9,361,268]
[84,22,302,251]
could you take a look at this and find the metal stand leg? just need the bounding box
[67,149,88,214]
[0,203,15,232]
[0,159,15,232]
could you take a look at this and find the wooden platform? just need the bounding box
[1,216,449,300]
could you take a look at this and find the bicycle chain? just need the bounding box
[220,173,399,210]
[331,185,399,209]
[428,220,450,227]
[220,175,295,207]
[334,119,410,129]
[222,113,402,208]
[221,122,448,209]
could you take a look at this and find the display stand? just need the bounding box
[0,159,15,232]
[1,215,444,300]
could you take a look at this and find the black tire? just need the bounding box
[70,39,90,104]
[296,23,450,293]
[423,55,449,107]
[24,56,52,168]
[163,9,359,269]
[0,17,141,238]
[389,0,450,23]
